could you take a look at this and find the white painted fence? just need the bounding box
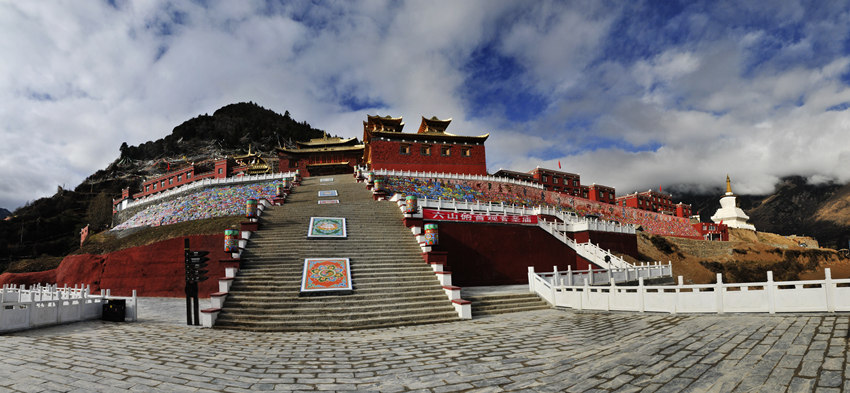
[529,268,850,314]
[373,169,545,190]
[529,264,671,289]
[536,206,635,234]
[0,284,137,333]
[122,172,295,210]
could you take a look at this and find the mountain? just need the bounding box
[0,208,10,219]
[674,176,850,249]
[0,102,327,269]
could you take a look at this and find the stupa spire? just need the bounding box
[726,174,732,194]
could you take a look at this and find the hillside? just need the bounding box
[674,176,850,249]
[638,229,850,284]
[0,102,326,271]
[0,208,10,219]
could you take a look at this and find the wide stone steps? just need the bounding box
[221,298,451,313]
[215,312,460,332]
[465,293,550,317]
[218,306,458,323]
[224,286,445,299]
[215,173,458,331]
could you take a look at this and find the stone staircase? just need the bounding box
[465,292,550,317]
[214,174,459,331]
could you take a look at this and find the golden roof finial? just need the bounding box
[726,174,732,194]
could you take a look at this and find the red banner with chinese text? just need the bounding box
[422,209,538,225]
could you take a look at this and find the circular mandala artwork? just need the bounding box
[314,219,341,234]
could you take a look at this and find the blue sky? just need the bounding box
[3,1,850,210]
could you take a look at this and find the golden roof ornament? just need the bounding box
[726,174,732,194]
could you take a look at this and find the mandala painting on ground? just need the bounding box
[318,200,340,204]
[301,258,352,292]
[318,190,338,197]
[308,217,347,238]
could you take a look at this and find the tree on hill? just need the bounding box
[0,102,328,267]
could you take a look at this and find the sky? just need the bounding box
[3,0,850,210]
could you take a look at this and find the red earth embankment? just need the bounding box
[0,234,232,297]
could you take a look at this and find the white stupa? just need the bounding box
[711,175,756,231]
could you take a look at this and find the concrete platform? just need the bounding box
[0,296,847,392]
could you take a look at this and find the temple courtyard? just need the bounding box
[0,298,847,392]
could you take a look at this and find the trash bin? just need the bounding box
[102,299,126,322]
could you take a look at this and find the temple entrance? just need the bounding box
[306,163,353,176]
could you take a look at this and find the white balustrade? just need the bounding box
[374,169,545,190]
[0,284,138,333]
[529,268,850,315]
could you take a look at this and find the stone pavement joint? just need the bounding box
[1,297,849,392]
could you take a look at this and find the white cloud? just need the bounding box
[3,1,850,212]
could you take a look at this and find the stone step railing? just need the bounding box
[528,263,671,291]
[0,284,138,333]
[537,219,636,269]
[529,268,850,314]
[372,169,544,190]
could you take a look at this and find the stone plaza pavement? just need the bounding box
[1,298,848,392]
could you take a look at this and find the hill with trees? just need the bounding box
[0,102,326,272]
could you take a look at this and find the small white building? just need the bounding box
[711,175,756,231]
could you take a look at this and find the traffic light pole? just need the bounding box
[184,238,193,326]
[184,237,210,327]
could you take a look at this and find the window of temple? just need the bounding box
[152,183,157,190]
[218,168,223,174]
[161,180,165,188]
[542,175,548,183]
[441,146,451,156]
[462,147,471,157]
[187,172,192,179]
[145,185,150,192]
[422,145,431,156]
[553,177,559,184]
[169,178,173,185]
[177,175,182,182]
[573,180,579,186]
[400,144,411,155]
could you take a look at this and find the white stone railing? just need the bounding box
[536,206,636,234]
[123,172,294,209]
[373,169,545,190]
[529,268,850,314]
[537,219,636,269]
[0,284,138,333]
[528,263,672,303]
[414,200,634,235]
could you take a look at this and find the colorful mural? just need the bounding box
[308,217,347,238]
[300,258,352,292]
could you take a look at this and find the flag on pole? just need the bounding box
[558,160,561,169]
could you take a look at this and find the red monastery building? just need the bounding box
[362,115,489,175]
[276,136,365,177]
[494,167,617,204]
[616,189,692,218]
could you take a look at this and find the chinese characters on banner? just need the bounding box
[422,209,538,225]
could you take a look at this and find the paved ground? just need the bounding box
[1,298,849,392]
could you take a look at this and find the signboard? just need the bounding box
[422,209,538,225]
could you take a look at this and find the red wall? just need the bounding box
[435,222,584,286]
[587,231,640,260]
[0,235,231,297]
[368,139,487,175]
